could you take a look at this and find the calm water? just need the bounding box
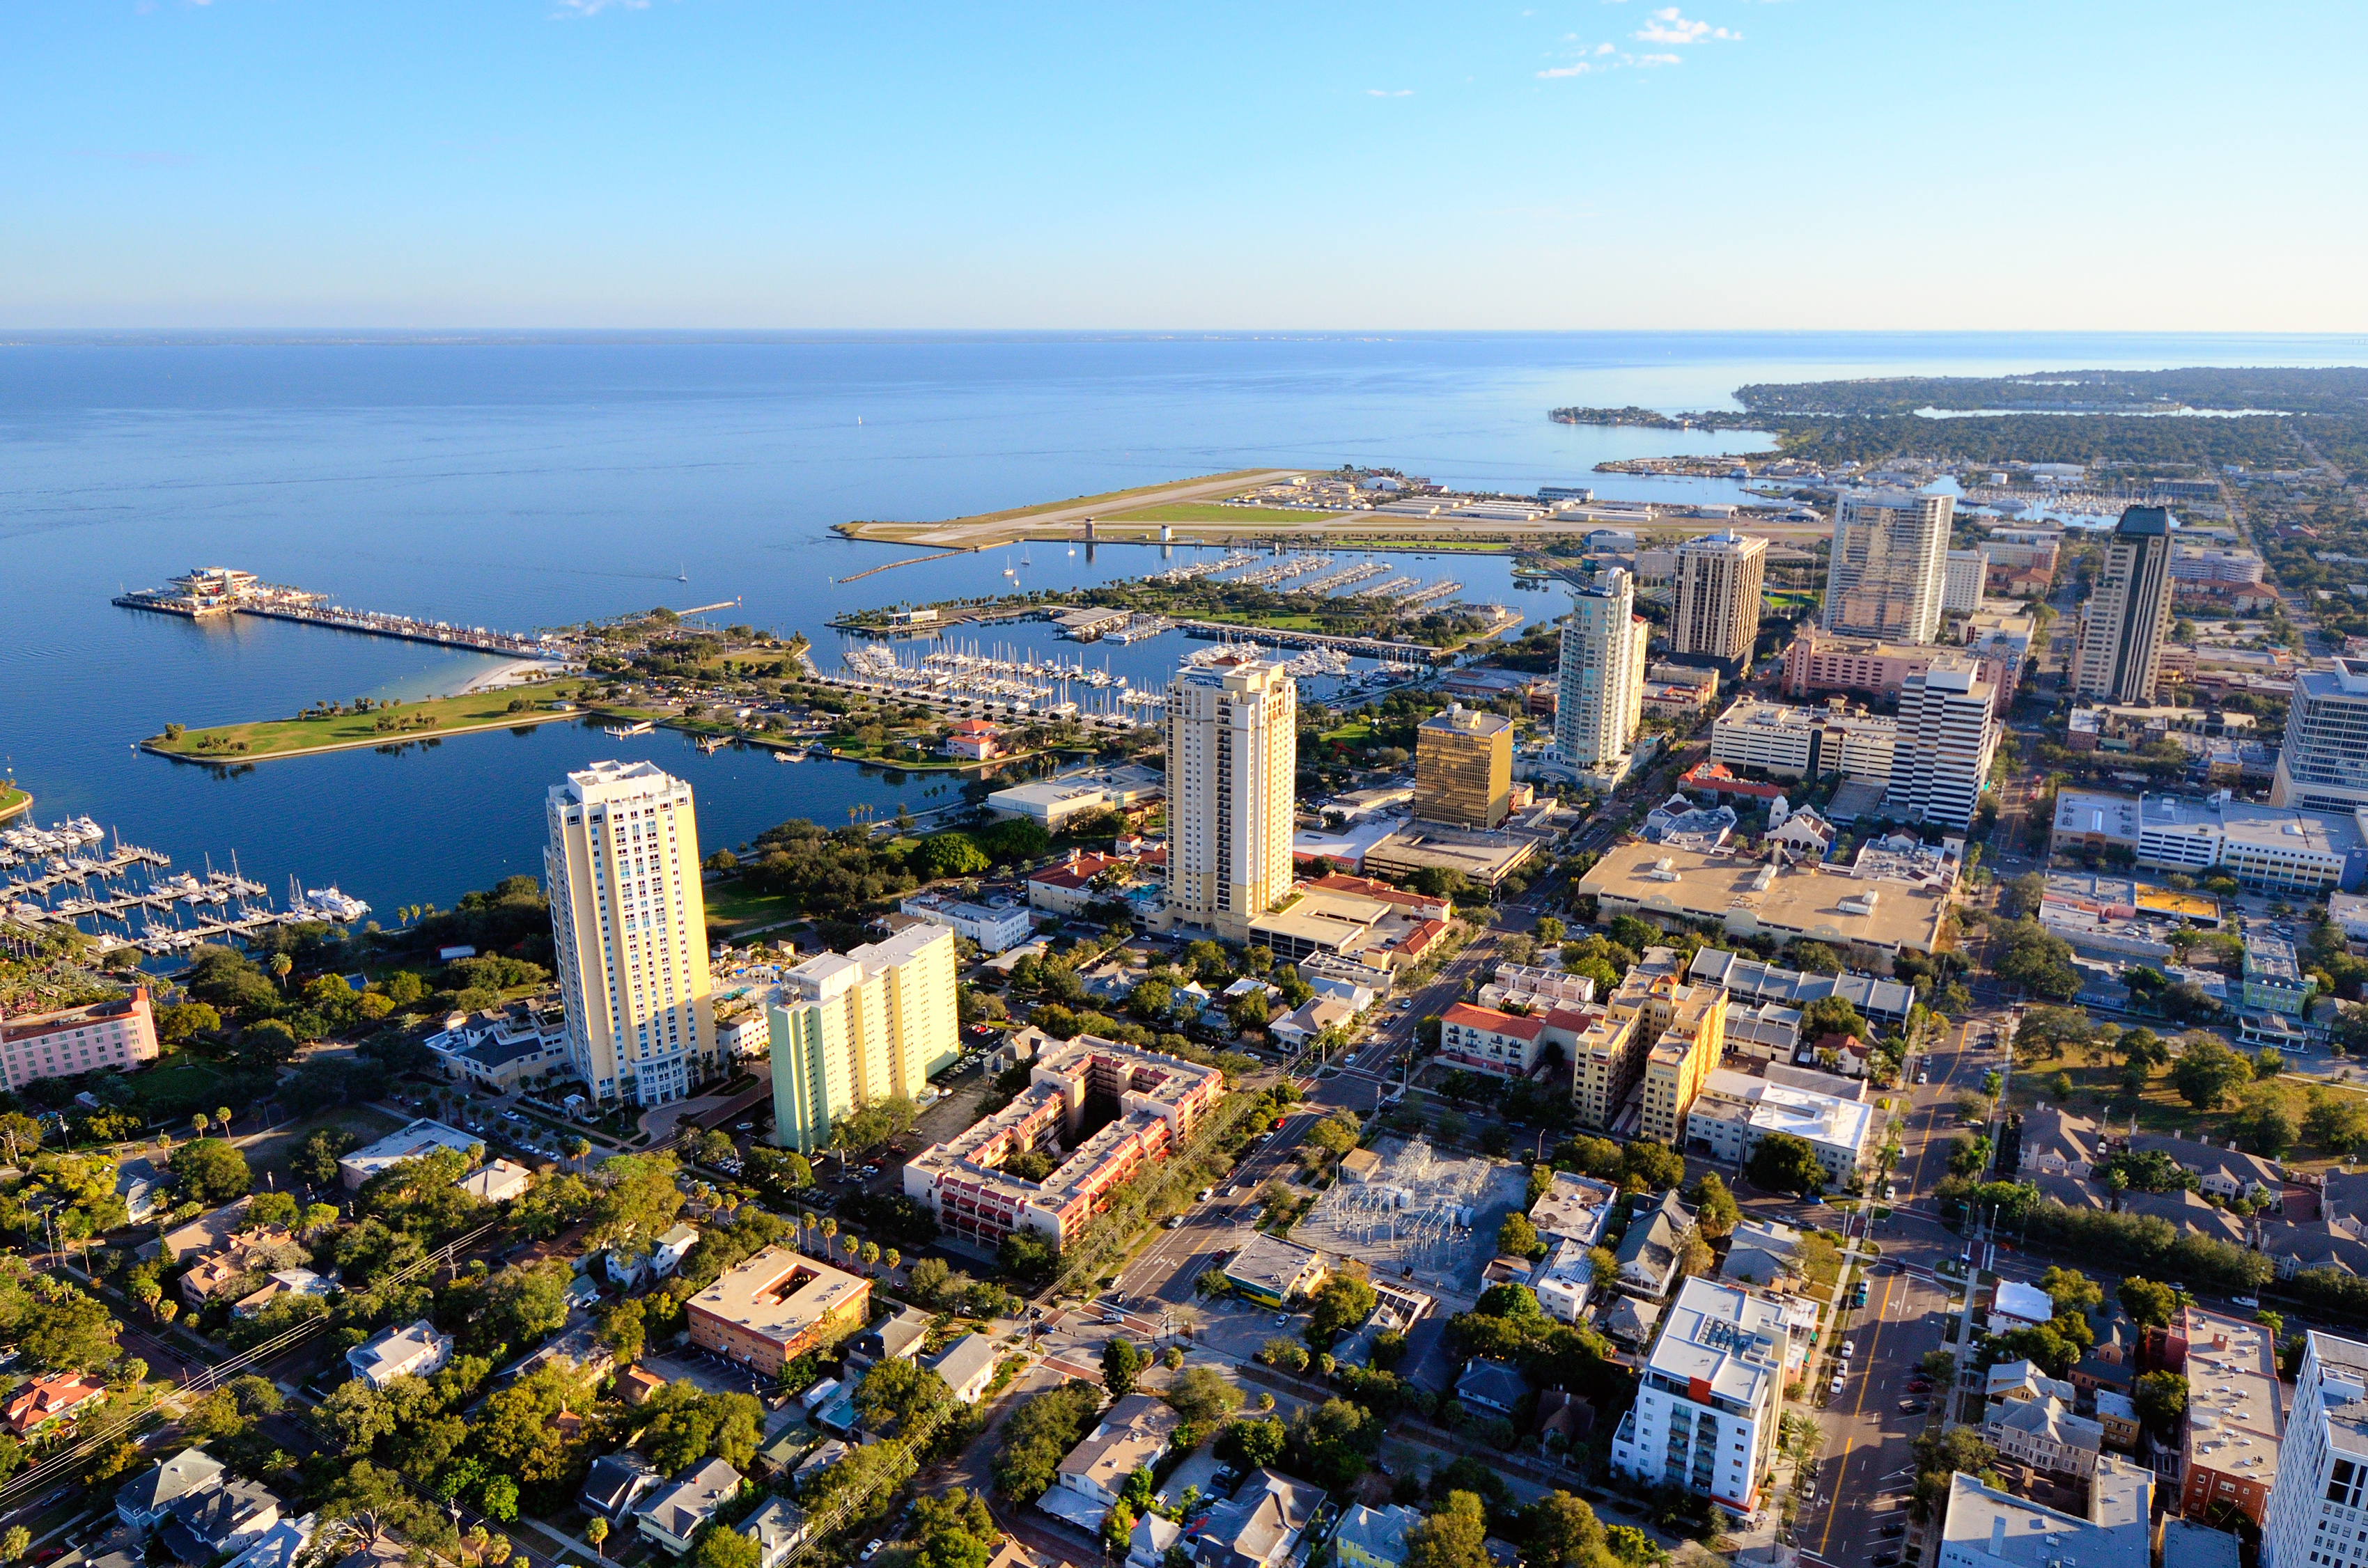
[3,330,2363,924]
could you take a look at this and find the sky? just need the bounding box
[7,1,2368,331]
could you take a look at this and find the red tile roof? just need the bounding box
[4,1374,104,1434]
[1400,919,1448,957]
[1442,1003,1543,1041]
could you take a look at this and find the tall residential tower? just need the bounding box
[1823,489,1952,644]
[1555,569,1649,771]
[2277,659,2368,813]
[768,925,959,1154]
[1890,659,2000,831]
[545,760,716,1107]
[1671,531,1768,670]
[1164,653,1296,941]
[2072,505,2176,704]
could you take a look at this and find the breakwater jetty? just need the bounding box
[114,565,570,659]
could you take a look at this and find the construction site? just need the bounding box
[1289,1134,1528,1299]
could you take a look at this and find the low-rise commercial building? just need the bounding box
[1686,948,1917,1029]
[2245,932,2321,1016]
[902,1036,1223,1251]
[1578,843,1951,956]
[337,1119,483,1191]
[897,892,1033,952]
[2170,1308,2282,1526]
[1359,822,1539,892]
[1223,1233,1328,1308]
[1685,1067,1872,1184]
[2049,790,2367,891]
[687,1248,871,1374]
[987,766,1164,831]
[1247,882,1452,975]
[1938,1459,2151,1568]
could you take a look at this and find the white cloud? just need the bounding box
[1365,88,1415,97]
[552,0,648,14]
[1596,42,1617,53]
[1635,7,1737,42]
[1536,63,1596,77]
[1635,52,1683,63]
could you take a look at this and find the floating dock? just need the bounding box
[114,565,570,659]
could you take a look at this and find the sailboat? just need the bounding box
[676,563,689,582]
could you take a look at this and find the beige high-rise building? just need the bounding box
[1164,653,1296,941]
[545,760,716,1108]
[1570,1011,1644,1131]
[1618,973,1727,1146]
[1672,531,1769,668]
[768,925,958,1154]
[1555,568,1649,769]
[1415,705,1513,828]
[1824,489,1952,644]
[2073,507,2176,705]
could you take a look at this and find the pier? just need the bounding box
[114,565,570,659]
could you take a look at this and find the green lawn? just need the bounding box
[237,1104,409,1185]
[934,470,1283,528]
[132,1056,232,1120]
[703,877,802,934]
[0,786,27,822]
[153,680,586,760]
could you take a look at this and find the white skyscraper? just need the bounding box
[1890,659,1998,831]
[1824,489,1953,644]
[1164,653,1296,942]
[545,760,715,1107]
[768,925,959,1154]
[1942,549,1989,613]
[2073,506,2176,704]
[1672,531,1769,669]
[2263,1331,2368,1568]
[2277,659,2368,812]
[1556,569,1648,769]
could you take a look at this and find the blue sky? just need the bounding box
[7,1,2366,329]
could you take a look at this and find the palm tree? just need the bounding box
[820,1217,838,1255]
[570,1136,593,1175]
[215,1107,233,1138]
[192,1113,210,1139]
[267,953,293,992]
[883,1247,901,1278]
[841,1234,859,1268]
[801,1210,818,1256]
[585,1520,609,1561]
[859,1241,880,1276]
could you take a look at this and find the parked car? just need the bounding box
[861,1543,885,1562]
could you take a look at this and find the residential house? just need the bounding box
[1603,1297,1661,1349]
[1128,1517,1184,1568]
[1528,1173,1617,1246]
[180,1225,300,1308]
[1456,1358,1529,1416]
[4,1372,105,1434]
[1194,1469,1322,1568]
[1720,1218,1801,1291]
[1614,1190,1697,1299]
[117,1449,226,1531]
[1988,1360,2077,1406]
[845,1306,933,1372]
[231,1268,335,1320]
[2095,1388,2140,1452]
[116,1158,166,1225]
[1042,1393,1181,1532]
[1529,1239,1596,1324]
[618,1367,668,1406]
[2018,1107,2099,1179]
[928,1333,1000,1405]
[738,1499,809,1568]
[2130,1134,2282,1202]
[458,1160,534,1203]
[161,1480,281,1565]
[1985,1395,2103,1478]
[1027,852,1138,918]
[346,1319,453,1388]
[637,1459,745,1555]
[221,1513,316,1568]
[1269,996,1356,1051]
[1988,1280,2056,1334]
[582,1452,663,1521]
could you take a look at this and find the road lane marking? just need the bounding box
[1816,1265,1903,1556]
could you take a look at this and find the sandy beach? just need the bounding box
[452,658,571,696]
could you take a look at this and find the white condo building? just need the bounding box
[1672,532,1768,668]
[1890,661,2000,831]
[1943,549,1989,613]
[545,761,716,1106]
[2263,1331,2368,1568]
[1164,654,1296,943]
[1824,489,1952,644]
[2276,660,2368,813]
[1556,569,1649,769]
[2073,507,2177,705]
[768,926,960,1154]
[1610,1276,1791,1516]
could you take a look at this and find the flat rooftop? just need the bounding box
[338,1119,481,1184]
[1580,841,1949,955]
[1695,1068,1874,1155]
[1643,1276,1789,1414]
[688,1246,868,1345]
[2181,1308,2282,1489]
[1940,1459,2151,1568]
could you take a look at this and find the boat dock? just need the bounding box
[114,565,570,659]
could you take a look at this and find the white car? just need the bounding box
[1841,1340,1856,1357]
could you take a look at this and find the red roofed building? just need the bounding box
[5,1372,105,1434]
[1399,919,1449,964]
[1440,1003,1547,1079]
[1678,761,1786,801]
[944,719,1002,761]
[1308,872,1451,923]
[1026,851,1137,918]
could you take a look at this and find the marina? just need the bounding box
[1,813,370,957]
